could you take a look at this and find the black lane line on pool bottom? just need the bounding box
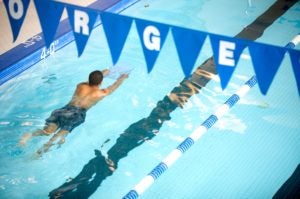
[273,164,300,199]
[48,0,298,198]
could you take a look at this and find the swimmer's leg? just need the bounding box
[37,130,69,155]
[57,130,69,147]
[19,123,58,146]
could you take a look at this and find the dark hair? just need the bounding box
[89,70,103,86]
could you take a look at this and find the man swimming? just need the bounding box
[19,69,128,155]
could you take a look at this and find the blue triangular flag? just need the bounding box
[135,19,169,73]
[249,43,286,95]
[3,0,30,42]
[101,12,133,64]
[288,49,300,96]
[33,0,64,48]
[210,34,247,89]
[172,27,207,77]
[66,6,98,57]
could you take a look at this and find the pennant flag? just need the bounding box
[3,0,30,42]
[135,19,169,73]
[33,0,64,48]
[249,43,286,95]
[66,6,98,56]
[288,49,300,96]
[172,27,207,77]
[101,12,133,64]
[210,34,247,89]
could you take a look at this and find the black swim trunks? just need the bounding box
[45,105,87,132]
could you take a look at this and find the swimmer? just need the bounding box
[19,69,128,156]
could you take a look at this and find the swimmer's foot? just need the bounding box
[36,149,43,155]
[32,151,43,160]
[105,158,115,172]
[19,133,32,146]
[57,137,65,148]
[36,143,54,155]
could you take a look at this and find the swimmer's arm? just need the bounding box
[104,74,128,95]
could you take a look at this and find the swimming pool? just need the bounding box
[0,0,299,198]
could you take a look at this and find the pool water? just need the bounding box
[0,0,300,198]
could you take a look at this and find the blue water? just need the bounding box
[0,0,300,198]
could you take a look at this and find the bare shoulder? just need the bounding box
[99,89,109,96]
[101,88,108,93]
[77,82,88,87]
[76,82,89,91]
[91,88,106,98]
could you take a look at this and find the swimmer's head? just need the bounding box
[89,70,103,86]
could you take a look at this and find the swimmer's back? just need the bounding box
[69,83,107,110]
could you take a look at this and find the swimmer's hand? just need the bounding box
[102,69,110,77]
